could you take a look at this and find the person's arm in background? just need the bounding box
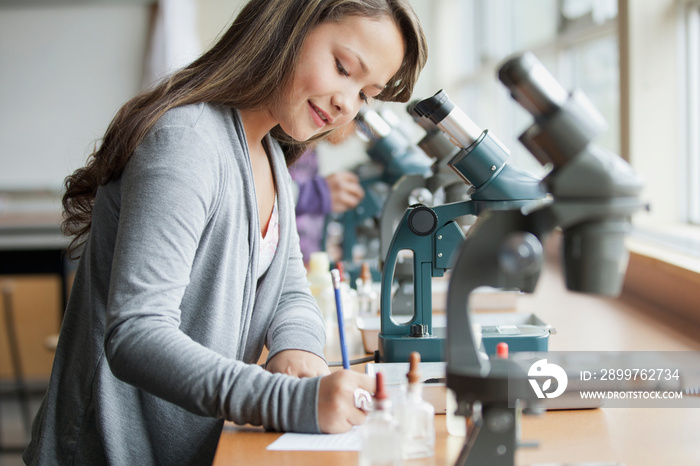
[321,121,365,214]
[291,141,365,217]
[324,171,364,213]
[294,171,364,215]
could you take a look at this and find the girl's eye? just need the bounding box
[336,58,368,103]
[336,59,349,77]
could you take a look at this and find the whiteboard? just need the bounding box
[0,4,151,191]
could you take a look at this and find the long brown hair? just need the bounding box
[62,0,427,258]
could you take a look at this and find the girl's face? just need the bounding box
[273,15,405,141]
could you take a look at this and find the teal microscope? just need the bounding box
[445,52,644,466]
[377,102,469,317]
[336,107,432,278]
[378,90,548,363]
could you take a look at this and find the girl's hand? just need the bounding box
[266,350,331,378]
[318,370,375,433]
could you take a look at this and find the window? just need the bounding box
[426,0,619,177]
[420,0,700,260]
[616,0,700,259]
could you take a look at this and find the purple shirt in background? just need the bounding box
[289,148,331,262]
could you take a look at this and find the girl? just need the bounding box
[24,0,427,465]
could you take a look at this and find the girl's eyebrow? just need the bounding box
[343,46,386,91]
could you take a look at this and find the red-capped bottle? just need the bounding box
[359,372,401,465]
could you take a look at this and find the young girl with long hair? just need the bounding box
[24,0,427,464]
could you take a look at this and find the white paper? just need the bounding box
[266,426,362,451]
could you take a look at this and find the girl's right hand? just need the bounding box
[317,370,375,434]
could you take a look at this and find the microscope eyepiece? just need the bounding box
[408,100,438,132]
[406,100,418,114]
[355,107,392,140]
[414,90,482,150]
[498,52,568,118]
[414,90,454,125]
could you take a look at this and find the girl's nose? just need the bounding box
[330,89,356,117]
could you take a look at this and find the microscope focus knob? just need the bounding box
[407,205,438,236]
[498,232,543,276]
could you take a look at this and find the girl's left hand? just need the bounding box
[266,350,331,378]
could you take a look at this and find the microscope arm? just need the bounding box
[445,207,555,376]
[379,174,427,266]
[379,200,478,338]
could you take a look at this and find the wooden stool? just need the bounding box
[0,280,32,453]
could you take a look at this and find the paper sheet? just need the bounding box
[266,426,361,451]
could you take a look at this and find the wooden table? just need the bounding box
[214,255,700,466]
[214,407,700,465]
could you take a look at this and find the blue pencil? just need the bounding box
[330,269,350,370]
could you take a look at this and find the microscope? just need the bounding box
[377,102,467,318]
[335,107,432,278]
[378,90,547,363]
[444,52,644,465]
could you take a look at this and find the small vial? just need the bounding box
[398,352,435,459]
[356,262,379,316]
[307,252,334,320]
[359,372,401,466]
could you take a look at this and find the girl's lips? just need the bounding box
[308,101,330,128]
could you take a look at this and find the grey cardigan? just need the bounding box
[24,104,327,465]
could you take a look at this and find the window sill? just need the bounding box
[623,233,700,331]
[628,224,700,273]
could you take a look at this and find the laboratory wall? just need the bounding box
[0,3,151,191]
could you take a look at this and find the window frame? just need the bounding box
[683,2,700,225]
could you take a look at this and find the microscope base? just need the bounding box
[378,318,551,362]
[378,329,446,362]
